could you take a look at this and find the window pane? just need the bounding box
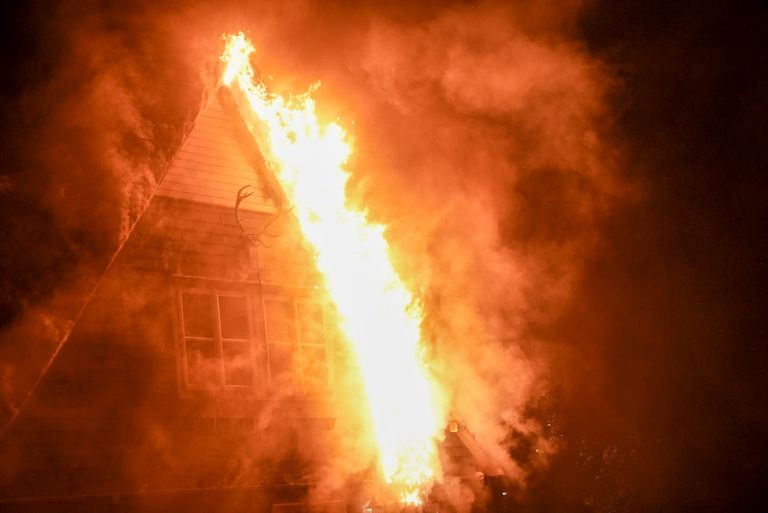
[264,299,296,343]
[297,302,324,344]
[268,343,298,388]
[219,295,249,339]
[223,341,253,386]
[300,346,328,392]
[185,338,219,386]
[181,293,214,338]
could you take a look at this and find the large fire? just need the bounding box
[221,33,445,503]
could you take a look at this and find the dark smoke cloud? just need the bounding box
[1,0,765,511]
[0,0,208,420]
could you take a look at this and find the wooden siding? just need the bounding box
[118,195,319,288]
[156,92,275,213]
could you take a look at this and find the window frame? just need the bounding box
[261,294,331,395]
[171,276,332,399]
[172,279,265,395]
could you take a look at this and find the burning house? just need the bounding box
[0,81,337,510]
[0,34,503,513]
[2,2,757,511]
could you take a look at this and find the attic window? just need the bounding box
[179,290,255,388]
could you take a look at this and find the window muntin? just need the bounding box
[179,290,254,389]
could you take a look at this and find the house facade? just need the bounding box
[0,89,348,512]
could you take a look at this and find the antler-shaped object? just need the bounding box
[235,184,288,248]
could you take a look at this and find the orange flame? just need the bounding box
[220,33,445,503]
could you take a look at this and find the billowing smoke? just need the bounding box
[0,0,618,501]
[3,0,762,511]
[337,2,619,492]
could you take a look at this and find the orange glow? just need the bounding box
[220,33,445,503]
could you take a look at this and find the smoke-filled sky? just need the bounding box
[1,0,766,511]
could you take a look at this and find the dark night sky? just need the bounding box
[1,1,767,511]
[538,1,768,509]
